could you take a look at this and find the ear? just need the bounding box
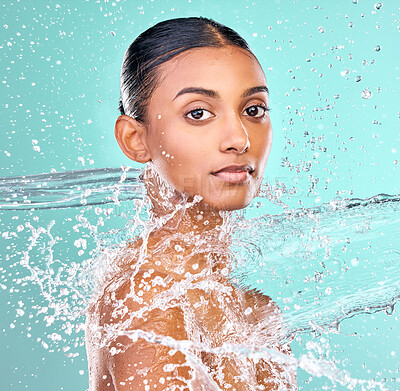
[114,115,151,163]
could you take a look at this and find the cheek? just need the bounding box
[148,125,178,163]
[263,131,273,159]
[150,135,190,184]
[152,129,202,170]
[253,127,272,162]
[152,140,210,195]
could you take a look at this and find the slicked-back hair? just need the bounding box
[119,17,253,123]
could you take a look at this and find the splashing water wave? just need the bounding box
[0,167,144,210]
[1,167,398,390]
[232,194,400,338]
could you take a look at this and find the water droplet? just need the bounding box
[110,31,116,36]
[352,0,358,4]
[355,75,362,82]
[351,257,359,267]
[325,287,333,295]
[374,3,383,10]
[16,308,25,316]
[374,45,381,52]
[348,22,354,28]
[385,304,394,315]
[318,26,325,33]
[361,89,373,99]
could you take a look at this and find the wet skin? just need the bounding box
[86,46,296,390]
[86,236,296,390]
[115,46,273,211]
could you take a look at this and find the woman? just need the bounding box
[86,17,296,390]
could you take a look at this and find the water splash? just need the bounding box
[232,194,400,339]
[361,88,373,99]
[0,167,144,210]
[1,167,398,389]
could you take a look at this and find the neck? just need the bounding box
[142,163,231,233]
[140,164,233,275]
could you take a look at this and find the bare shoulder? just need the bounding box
[97,267,187,337]
[87,266,188,351]
[86,268,209,391]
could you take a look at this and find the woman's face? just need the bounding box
[144,46,272,211]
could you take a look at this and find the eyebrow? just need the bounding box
[173,85,269,101]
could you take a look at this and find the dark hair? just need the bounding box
[119,17,253,122]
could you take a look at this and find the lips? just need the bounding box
[211,164,254,184]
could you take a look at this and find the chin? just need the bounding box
[201,195,253,212]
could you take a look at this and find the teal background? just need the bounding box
[1,0,399,390]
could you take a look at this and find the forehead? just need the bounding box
[154,46,267,97]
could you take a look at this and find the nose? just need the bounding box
[220,113,250,154]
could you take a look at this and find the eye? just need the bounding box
[243,104,270,118]
[186,108,214,121]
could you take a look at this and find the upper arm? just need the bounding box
[109,333,192,390]
[255,342,297,390]
[87,306,194,391]
[88,271,217,391]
